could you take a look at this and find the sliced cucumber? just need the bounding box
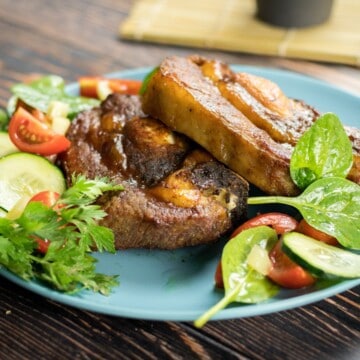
[0,206,7,218]
[282,232,360,279]
[0,132,18,157]
[0,152,66,212]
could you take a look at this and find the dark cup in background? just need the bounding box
[256,0,334,28]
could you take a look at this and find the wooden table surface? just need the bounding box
[0,1,359,359]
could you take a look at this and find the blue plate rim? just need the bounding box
[1,65,359,322]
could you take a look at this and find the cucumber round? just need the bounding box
[0,152,66,212]
[0,132,18,157]
[282,232,360,279]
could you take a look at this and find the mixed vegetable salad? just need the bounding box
[0,75,141,294]
[0,73,359,327]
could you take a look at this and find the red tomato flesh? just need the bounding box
[230,212,298,238]
[31,108,48,124]
[33,236,51,254]
[29,191,61,253]
[29,191,60,207]
[215,213,311,289]
[9,107,70,155]
[214,261,224,289]
[268,239,316,289]
[78,77,101,98]
[296,219,339,246]
[108,79,142,95]
[79,77,142,98]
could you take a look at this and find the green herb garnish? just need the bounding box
[0,175,123,294]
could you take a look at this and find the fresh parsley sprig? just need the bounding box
[0,175,123,294]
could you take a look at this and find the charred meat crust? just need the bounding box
[192,56,320,146]
[59,93,249,249]
[123,116,190,186]
[142,56,298,196]
[197,56,360,186]
[142,56,360,195]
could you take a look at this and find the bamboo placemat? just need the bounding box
[120,0,360,66]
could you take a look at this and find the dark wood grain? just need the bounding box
[0,1,359,359]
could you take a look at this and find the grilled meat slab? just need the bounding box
[142,56,360,195]
[194,56,319,146]
[142,56,298,195]
[195,56,360,185]
[60,94,249,249]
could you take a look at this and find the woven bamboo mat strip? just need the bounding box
[120,0,360,66]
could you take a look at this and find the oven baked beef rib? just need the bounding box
[142,56,360,196]
[60,94,249,250]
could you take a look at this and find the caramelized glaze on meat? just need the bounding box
[196,56,360,186]
[142,55,360,195]
[194,57,319,145]
[59,94,249,249]
[142,56,298,195]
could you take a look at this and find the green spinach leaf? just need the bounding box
[139,67,159,95]
[248,177,360,250]
[10,75,99,119]
[290,113,353,189]
[29,75,65,92]
[194,226,279,327]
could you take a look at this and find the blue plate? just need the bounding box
[1,66,359,321]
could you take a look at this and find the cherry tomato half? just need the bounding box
[29,191,61,254]
[268,239,316,289]
[79,77,142,98]
[215,213,301,289]
[33,236,51,254]
[296,219,339,246]
[214,261,224,289]
[31,108,48,124]
[8,107,71,156]
[231,212,298,238]
[29,191,60,207]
